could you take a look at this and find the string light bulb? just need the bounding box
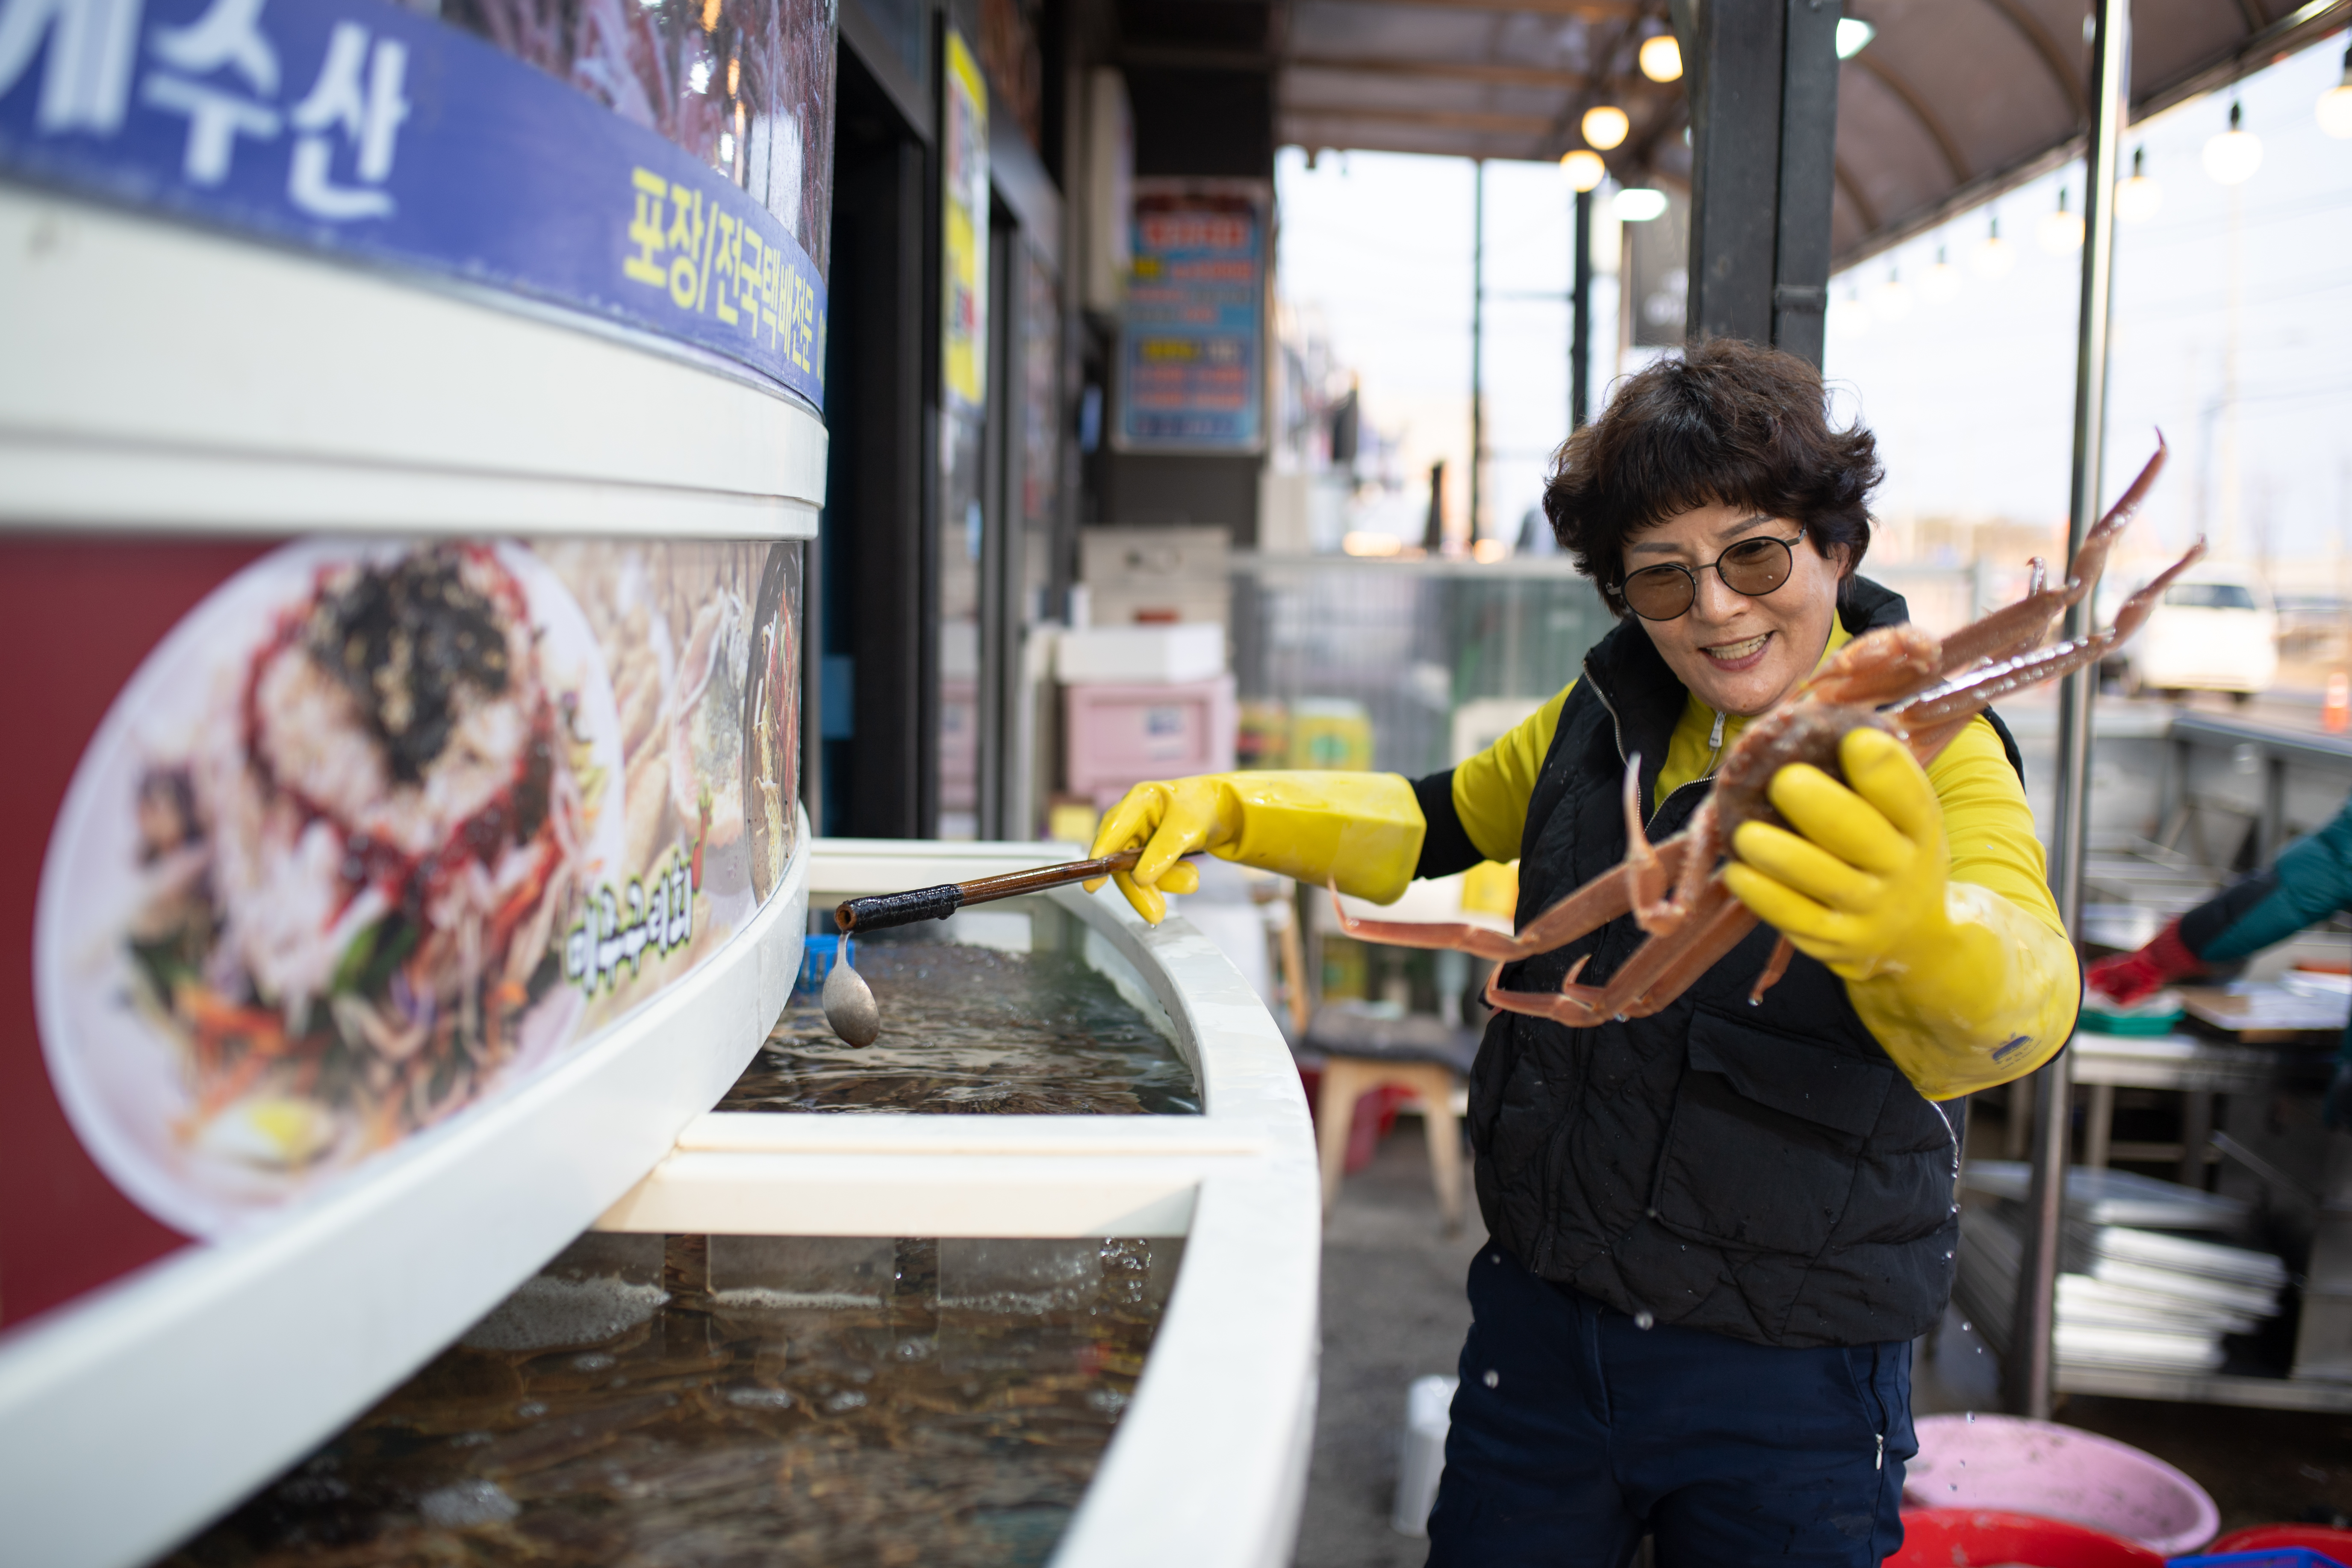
[2319,41,2352,139]
[2115,146,2163,223]
[1613,187,1668,222]
[1639,35,1683,82]
[1829,286,1871,341]
[1559,149,1607,191]
[1582,104,1631,150]
[1972,214,2016,280]
[1872,268,1913,323]
[2038,186,2084,253]
[1920,245,1963,304]
[2203,100,2263,185]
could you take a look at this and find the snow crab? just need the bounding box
[1334,439,2200,1028]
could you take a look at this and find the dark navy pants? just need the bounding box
[1425,1248,1916,1567]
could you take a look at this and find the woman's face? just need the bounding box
[1622,502,1848,717]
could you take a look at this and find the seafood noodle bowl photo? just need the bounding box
[36,540,629,1236]
[198,548,580,1156]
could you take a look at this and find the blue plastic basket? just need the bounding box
[795,932,852,998]
[2169,1550,2351,1568]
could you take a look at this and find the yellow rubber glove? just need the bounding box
[1086,771,1427,924]
[1719,727,2080,1100]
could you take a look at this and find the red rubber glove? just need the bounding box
[2084,918,2205,1005]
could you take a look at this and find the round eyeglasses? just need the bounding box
[1618,534,1803,621]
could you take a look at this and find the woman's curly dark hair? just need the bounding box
[1544,338,1883,618]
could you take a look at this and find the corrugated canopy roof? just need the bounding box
[1265,0,2349,262]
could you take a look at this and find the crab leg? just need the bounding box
[1328,830,1699,964]
[1929,439,2168,678]
[1931,560,2069,675]
[1795,623,1946,709]
[1623,754,1681,933]
[1598,877,1742,1012]
[1516,836,1690,951]
[2055,435,2168,605]
[1486,878,1743,1026]
[1617,892,1761,1019]
[1484,880,1753,1028]
[1327,885,1536,962]
[1748,933,1798,1007]
[1894,538,2207,729]
[1481,957,1607,1026]
[1897,712,1989,768]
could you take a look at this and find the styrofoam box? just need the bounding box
[1057,622,1228,685]
[1066,674,1238,807]
[1079,524,1230,588]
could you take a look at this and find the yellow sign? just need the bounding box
[942,32,989,408]
[1291,701,1374,771]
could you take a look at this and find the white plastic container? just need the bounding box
[1056,622,1229,684]
[1392,1373,1459,1536]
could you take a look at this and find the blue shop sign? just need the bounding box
[1117,179,1267,454]
[0,0,825,409]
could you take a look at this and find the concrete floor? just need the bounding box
[1293,1107,2352,1564]
[1294,1116,1482,1568]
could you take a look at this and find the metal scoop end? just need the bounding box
[821,953,881,1046]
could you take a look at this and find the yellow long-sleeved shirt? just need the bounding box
[1442,620,2072,1097]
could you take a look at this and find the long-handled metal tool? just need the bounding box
[819,849,1154,1045]
[834,848,1146,934]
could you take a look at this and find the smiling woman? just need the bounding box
[1079,334,2087,1568]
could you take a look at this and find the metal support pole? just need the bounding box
[2261,753,2287,863]
[2009,0,2131,1421]
[1572,187,1593,429]
[1470,159,1485,545]
[1685,0,1784,342]
[1683,0,1840,357]
[1770,0,1840,367]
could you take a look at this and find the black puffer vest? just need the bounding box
[1469,578,2022,1348]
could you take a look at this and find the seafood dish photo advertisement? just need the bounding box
[9,0,2352,1566]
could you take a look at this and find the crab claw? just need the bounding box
[2059,433,2167,607]
[1622,753,1683,937]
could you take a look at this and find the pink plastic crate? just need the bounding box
[1064,675,1237,808]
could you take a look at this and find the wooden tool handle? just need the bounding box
[834,848,1148,933]
[955,847,1145,905]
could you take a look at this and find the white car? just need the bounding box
[2101,563,2279,701]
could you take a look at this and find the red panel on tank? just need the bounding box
[0,538,271,1331]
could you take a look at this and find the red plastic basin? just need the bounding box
[2208,1524,2352,1559]
[1888,1507,2167,1567]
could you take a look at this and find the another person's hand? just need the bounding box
[2084,920,2206,1005]
[1086,772,1428,925]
